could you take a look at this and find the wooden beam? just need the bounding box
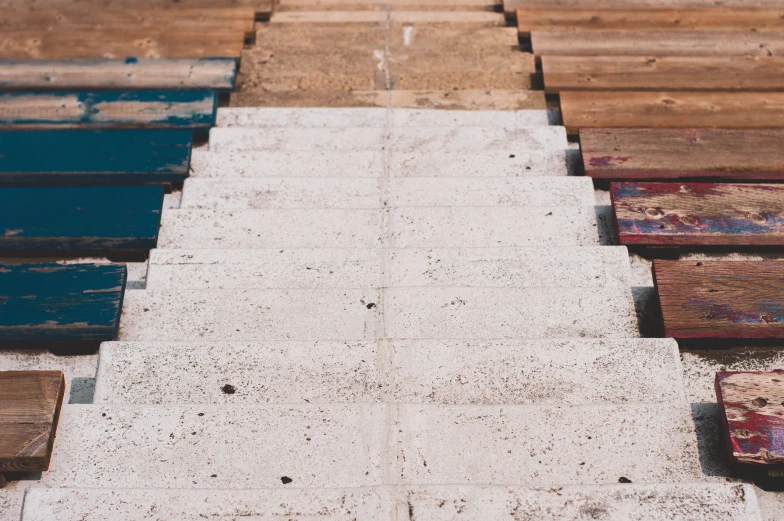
[655,260,784,339]
[580,128,784,181]
[612,182,784,246]
[505,0,784,15]
[0,0,272,13]
[543,56,784,92]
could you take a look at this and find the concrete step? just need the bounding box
[39,403,701,488]
[179,177,596,209]
[117,287,636,341]
[216,107,549,128]
[207,127,568,152]
[0,350,96,404]
[21,483,762,521]
[157,207,599,249]
[93,338,682,405]
[189,149,569,178]
[0,489,23,521]
[145,247,632,290]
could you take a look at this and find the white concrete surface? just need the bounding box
[388,150,569,177]
[0,351,96,404]
[0,489,24,521]
[208,127,386,152]
[179,177,596,209]
[389,109,550,128]
[93,339,684,405]
[22,483,762,521]
[145,247,632,290]
[190,150,385,178]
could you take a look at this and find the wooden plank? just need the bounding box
[506,0,784,14]
[612,182,784,246]
[0,0,272,13]
[0,264,126,341]
[0,90,217,129]
[0,58,237,91]
[543,56,784,92]
[518,7,784,34]
[0,185,163,251]
[0,129,191,184]
[655,260,784,339]
[271,11,506,24]
[530,30,784,56]
[716,371,784,464]
[0,371,65,473]
[580,128,784,180]
[561,91,784,130]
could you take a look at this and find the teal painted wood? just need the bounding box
[0,90,217,129]
[0,58,237,91]
[0,263,126,341]
[0,129,191,184]
[0,185,163,251]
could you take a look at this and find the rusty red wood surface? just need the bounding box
[611,182,784,246]
[716,371,784,465]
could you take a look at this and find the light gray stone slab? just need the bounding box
[755,487,784,521]
[388,150,569,177]
[385,287,639,338]
[21,483,762,521]
[147,248,382,290]
[41,404,388,488]
[0,351,96,404]
[93,339,684,406]
[157,209,383,248]
[208,127,386,152]
[387,127,567,152]
[0,488,24,521]
[189,150,384,178]
[396,404,703,485]
[387,207,600,247]
[389,109,549,128]
[118,289,384,341]
[216,107,388,127]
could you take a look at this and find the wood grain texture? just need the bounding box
[0,58,236,91]
[530,30,784,56]
[716,371,784,464]
[506,0,784,14]
[543,56,784,92]
[0,264,126,340]
[517,7,784,33]
[0,0,272,13]
[581,128,784,180]
[612,182,784,246]
[561,91,784,130]
[0,129,191,184]
[0,185,163,251]
[0,371,64,472]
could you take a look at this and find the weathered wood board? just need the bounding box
[612,182,784,246]
[655,261,784,339]
[0,371,65,473]
[716,371,784,464]
[518,7,784,34]
[543,56,784,92]
[0,129,191,184]
[0,264,126,340]
[0,58,237,91]
[561,92,784,130]
[581,128,784,180]
[530,30,784,56]
[0,0,272,13]
[506,0,784,15]
[0,185,163,251]
[0,90,217,129]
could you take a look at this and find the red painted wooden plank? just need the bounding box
[612,182,784,246]
[716,371,784,465]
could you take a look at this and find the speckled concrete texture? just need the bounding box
[0,488,24,521]
[0,351,96,404]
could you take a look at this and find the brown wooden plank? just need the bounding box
[543,56,784,92]
[612,182,784,246]
[654,260,784,339]
[517,7,784,34]
[716,371,784,464]
[506,0,784,15]
[0,371,65,473]
[0,0,272,12]
[561,91,784,130]
[530,30,784,56]
[580,128,784,180]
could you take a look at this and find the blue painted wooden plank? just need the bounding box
[0,263,126,341]
[0,129,191,184]
[0,185,163,251]
[0,90,218,129]
[0,58,237,91]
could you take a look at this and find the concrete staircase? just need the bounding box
[11,107,765,519]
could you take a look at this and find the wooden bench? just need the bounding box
[0,129,191,184]
[0,58,237,91]
[612,182,784,246]
[0,185,163,252]
[0,264,126,341]
[581,128,784,181]
[0,371,65,487]
[716,371,784,467]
